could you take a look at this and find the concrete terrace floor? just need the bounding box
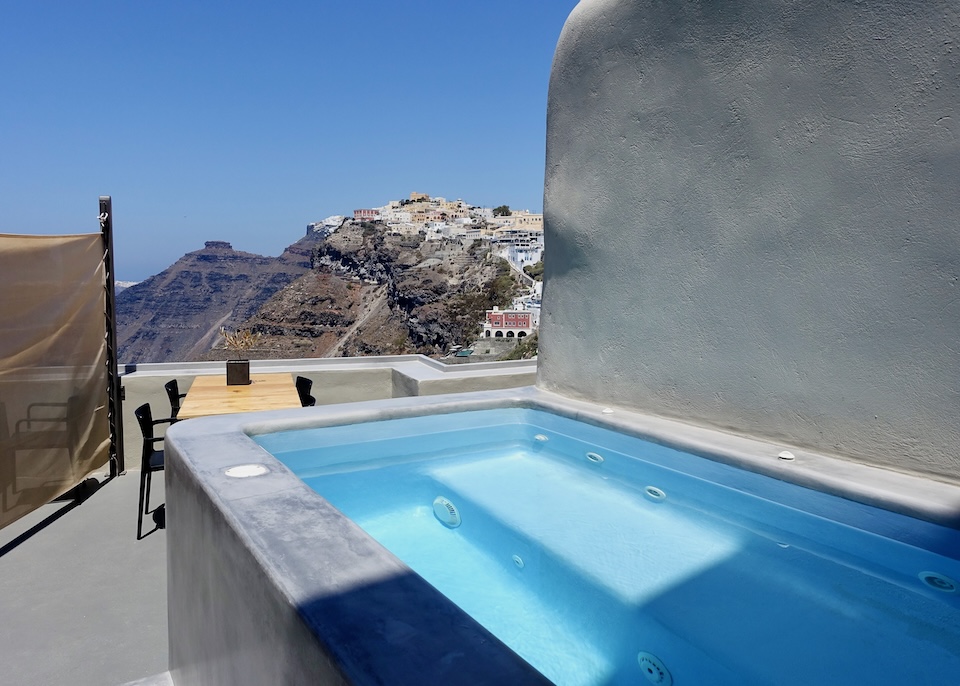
[0,357,537,685]
[0,467,168,686]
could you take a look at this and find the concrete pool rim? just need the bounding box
[164,386,960,685]
[190,386,960,531]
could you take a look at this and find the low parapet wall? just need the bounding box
[119,355,536,468]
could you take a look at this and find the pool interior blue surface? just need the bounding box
[255,408,960,686]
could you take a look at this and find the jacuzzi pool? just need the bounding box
[255,407,960,686]
[164,388,960,686]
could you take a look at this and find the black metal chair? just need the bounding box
[135,403,171,539]
[295,376,316,407]
[164,379,187,421]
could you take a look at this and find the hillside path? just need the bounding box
[324,284,388,357]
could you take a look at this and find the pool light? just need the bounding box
[644,486,667,502]
[637,651,672,685]
[433,496,462,528]
[919,571,957,593]
[224,464,269,478]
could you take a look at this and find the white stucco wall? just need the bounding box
[539,0,960,481]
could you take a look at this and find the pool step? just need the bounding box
[425,451,743,605]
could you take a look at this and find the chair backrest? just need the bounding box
[295,376,315,407]
[134,403,156,441]
[164,379,182,418]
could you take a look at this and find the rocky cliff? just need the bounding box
[116,237,318,363]
[117,222,520,363]
[242,221,518,358]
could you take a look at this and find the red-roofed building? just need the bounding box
[353,209,381,221]
[483,307,533,338]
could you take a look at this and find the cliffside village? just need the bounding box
[308,192,544,346]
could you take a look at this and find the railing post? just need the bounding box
[100,196,125,475]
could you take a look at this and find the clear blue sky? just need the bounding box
[0,1,579,281]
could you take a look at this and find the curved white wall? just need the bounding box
[539,0,960,480]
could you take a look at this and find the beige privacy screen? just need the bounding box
[0,233,110,530]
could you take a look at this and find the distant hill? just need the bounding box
[116,237,318,363]
[116,223,521,364]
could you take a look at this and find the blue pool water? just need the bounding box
[256,408,960,685]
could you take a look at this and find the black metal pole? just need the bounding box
[100,196,124,475]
